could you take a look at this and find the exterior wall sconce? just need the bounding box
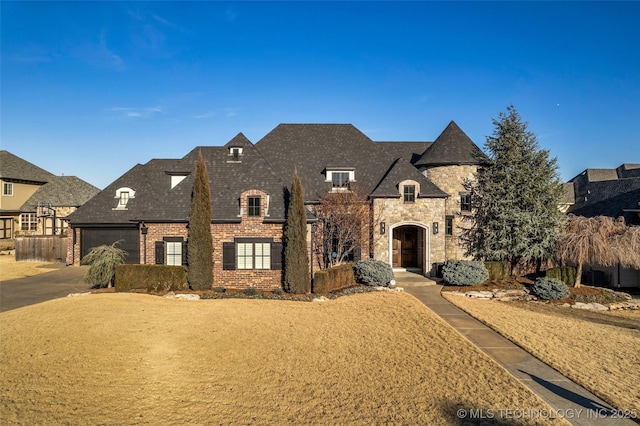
[433,222,439,234]
[140,225,148,235]
[380,222,386,235]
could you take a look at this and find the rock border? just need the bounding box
[445,288,639,311]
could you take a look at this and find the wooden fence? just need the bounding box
[15,236,69,263]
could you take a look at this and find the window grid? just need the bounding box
[3,183,13,196]
[119,191,130,206]
[445,216,454,236]
[237,242,271,270]
[166,241,182,266]
[460,194,472,212]
[248,196,261,217]
[20,213,37,231]
[403,185,415,203]
[332,172,350,188]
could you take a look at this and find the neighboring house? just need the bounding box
[564,163,640,287]
[0,150,99,239]
[67,122,485,289]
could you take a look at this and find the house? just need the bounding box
[0,151,99,239]
[67,122,484,289]
[564,163,640,287]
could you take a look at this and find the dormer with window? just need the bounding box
[113,187,135,210]
[325,167,355,191]
[399,180,420,203]
[227,147,244,163]
[239,189,269,219]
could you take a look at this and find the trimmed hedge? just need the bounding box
[353,259,394,287]
[115,264,189,293]
[545,267,577,287]
[442,260,489,286]
[531,277,570,300]
[484,261,510,280]
[313,263,355,294]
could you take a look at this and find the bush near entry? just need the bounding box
[115,265,189,293]
[353,259,395,287]
[443,260,489,286]
[530,277,570,300]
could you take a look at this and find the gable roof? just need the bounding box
[20,176,100,212]
[67,133,288,225]
[414,121,485,167]
[370,158,448,198]
[0,150,54,183]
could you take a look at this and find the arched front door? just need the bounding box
[392,225,425,270]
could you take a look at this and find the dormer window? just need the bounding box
[228,147,243,163]
[114,187,135,210]
[326,168,355,190]
[403,185,415,203]
[248,196,261,217]
[119,191,130,206]
[170,175,188,189]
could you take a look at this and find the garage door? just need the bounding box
[81,228,140,264]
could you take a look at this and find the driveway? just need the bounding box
[0,266,91,312]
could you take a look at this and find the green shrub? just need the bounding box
[442,260,489,286]
[353,259,394,287]
[243,287,258,296]
[313,263,355,294]
[213,287,226,293]
[484,261,510,280]
[530,277,570,300]
[545,267,577,287]
[82,242,127,288]
[115,265,188,293]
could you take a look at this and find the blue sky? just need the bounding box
[2,1,639,189]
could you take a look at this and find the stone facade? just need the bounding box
[421,165,477,260]
[373,197,446,276]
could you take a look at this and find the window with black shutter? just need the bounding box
[223,242,236,270]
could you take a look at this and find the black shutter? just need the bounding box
[223,242,236,270]
[155,241,164,265]
[182,241,188,266]
[353,246,361,262]
[271,242,283,270]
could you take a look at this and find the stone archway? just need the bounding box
[389,223,428,272]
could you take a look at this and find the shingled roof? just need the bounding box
[370,158,448,198]
[0,150,54,183]
[20,176,100,212]
[67,133,288,225]
[414,121,485,167]
[256,124,399,201]
[376,141,432,165]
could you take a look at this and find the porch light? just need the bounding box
[380,222,386,235]
[433,222,439,234]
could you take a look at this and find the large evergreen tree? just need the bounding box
[461,105,564,273]
[187,151,214,290]
[283,169,310,293]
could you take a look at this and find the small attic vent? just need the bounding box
[228,147,243,162]
[171,175,187,189]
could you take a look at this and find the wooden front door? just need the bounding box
[392,226,418,268]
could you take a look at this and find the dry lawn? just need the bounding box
[0,255,61,281]
[444,294,640,413]
[0,292,565,425]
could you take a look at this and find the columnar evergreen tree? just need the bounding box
[461,105,565,273]
[187,151,214,290]
[283,169,310,293]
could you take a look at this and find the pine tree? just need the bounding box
[187,151,214,290]
[283,169,310,293]
[461,105,565,273]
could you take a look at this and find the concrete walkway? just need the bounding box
[394,270,637,426]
